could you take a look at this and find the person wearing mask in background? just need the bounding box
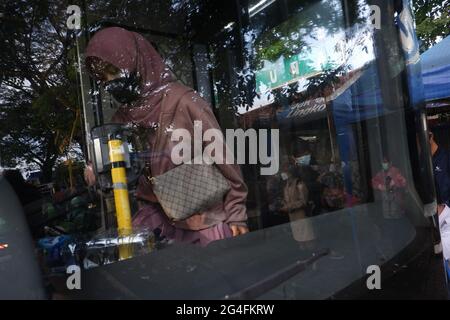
[280,139,318,250]
[371,157,407,219]
[291,138,322,215]
[370,157,406,260]
[84,27,248,246]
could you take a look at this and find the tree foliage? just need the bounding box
[413,0,450,52]
[0,0,83,182]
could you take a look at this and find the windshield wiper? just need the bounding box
[224,248,330,300]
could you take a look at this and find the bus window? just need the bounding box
[74,0,439,299]
[1,0,445,299]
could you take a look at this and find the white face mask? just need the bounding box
[281,172,289,181]
[295,154,311,166]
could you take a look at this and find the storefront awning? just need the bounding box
[421,35,450,102]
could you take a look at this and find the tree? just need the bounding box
[413,0,450,52]
[0,0,83,182]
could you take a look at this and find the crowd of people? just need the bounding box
[266,138,359,221]
[263,135,414,252]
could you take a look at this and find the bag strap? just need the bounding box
[147,88,194,180]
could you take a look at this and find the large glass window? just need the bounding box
[0,0,443,299]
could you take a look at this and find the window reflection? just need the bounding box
[77,1,431,252]
[2,0,440,299]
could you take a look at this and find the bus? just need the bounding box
[0,0,447,299]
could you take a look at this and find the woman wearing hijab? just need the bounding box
[85,27,248,246]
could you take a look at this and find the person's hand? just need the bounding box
[438,204,446,215]
[229,224,249,237]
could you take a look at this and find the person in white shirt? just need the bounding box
[438,204,450,260]
[437,204,450,282]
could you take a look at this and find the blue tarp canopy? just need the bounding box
[421,35,450,102]
[332,63,383,126]
[277,63,384,127]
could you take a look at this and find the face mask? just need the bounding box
[281,172,288,181]
[325,195,344,209]
[382,162,389,171]
[295,154,311,166]
[104,72,141,105]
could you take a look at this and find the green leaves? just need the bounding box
[413,0,450,52]
[0,0,82,181]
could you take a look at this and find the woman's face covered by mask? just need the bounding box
[295,154,311,166]
[85,27,176,107]
[104,71,141,105]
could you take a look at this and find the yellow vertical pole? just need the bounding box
[108,139,132,259]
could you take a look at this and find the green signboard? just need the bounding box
[255,53,334,93]
[252,4,339,94]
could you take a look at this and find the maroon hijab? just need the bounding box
[84,27,188,126]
